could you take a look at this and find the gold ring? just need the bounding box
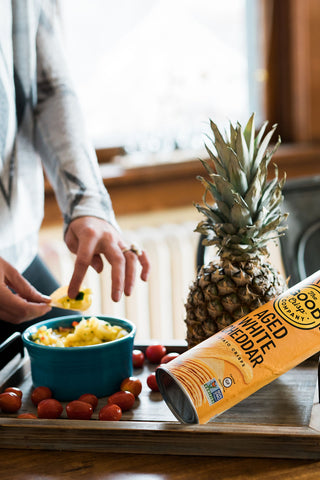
[121,244,142,256]
[129,244,142,256]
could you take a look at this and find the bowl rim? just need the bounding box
[22,314,136,351]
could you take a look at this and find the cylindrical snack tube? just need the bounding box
[156,271,320,424]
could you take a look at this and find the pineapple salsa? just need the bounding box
[31,317,128,347]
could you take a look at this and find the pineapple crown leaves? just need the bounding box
[195,113,287,260]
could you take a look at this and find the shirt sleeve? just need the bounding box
[34,0,119,233]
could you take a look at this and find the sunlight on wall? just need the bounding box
[61,0,253,152]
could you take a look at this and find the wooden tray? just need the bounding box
[1,338,320,459]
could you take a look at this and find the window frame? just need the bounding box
[264,0,320,143]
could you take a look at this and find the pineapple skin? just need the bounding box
[185,114,288,348]
[185,257,286,348]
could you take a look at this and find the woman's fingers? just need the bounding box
[65,217,151,302]
[90,254,104,274]
[5,263,51,304]
[105,244,126,302]
[67,233,97,299]
[122,248,151,295]
[0,258,52,324]
[138,250,151,282]
[68,231,127,302]
[0,286,51,324]
[122,250,137,297]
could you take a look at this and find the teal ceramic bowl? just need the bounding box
[22,315,136,401]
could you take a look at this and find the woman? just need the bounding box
[0,0,150,343]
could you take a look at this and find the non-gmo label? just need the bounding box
[274,285,320,330]
[202,378,224,406]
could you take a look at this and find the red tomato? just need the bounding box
[17,413,38,419]
[66,400,93,420]
[4,387,23,399]
[78,393,98,410]
[132,349,145,368]
[160,352,180,364]
[99,404,122,421]
[107,391,135,411]
[120,377,142,398]
[145,344,167,364]
[146,373,160,392]
[0,392,22,413]
[37,399,63,419]
[31,386,53,406]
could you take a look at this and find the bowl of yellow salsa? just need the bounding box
[22,315,136,400]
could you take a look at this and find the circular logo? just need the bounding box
[274,285,320,330]
[223,377,232,388]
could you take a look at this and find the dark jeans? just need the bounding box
[0,255,74,344]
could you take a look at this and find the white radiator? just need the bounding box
[39,221,200,342]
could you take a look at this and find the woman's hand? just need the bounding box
[0,258,52,324]
[64,216,151,302]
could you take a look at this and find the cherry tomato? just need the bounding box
[132,349,145,368]
[160,352,180,364]
[107,391,135,411]
[0,392,22,413]
[4,387,23,399]
[17,413,38,419]
[120,377,142,398]
[145,344,167,364]
[37,399,63,419]
[66,400,93,420]
[78,393,98,410]
[99,404,122,421]
[146,373,160,392]
[31,386,53,406]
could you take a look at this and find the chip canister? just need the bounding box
[156,270,320,424]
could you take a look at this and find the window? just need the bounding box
[60,0,262,154]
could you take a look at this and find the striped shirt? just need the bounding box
[0,0,117,272]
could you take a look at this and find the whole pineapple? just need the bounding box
[185,114,288,348]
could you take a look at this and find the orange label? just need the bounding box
[158,271,320,424]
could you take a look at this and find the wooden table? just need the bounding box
[2,340,320,479]
[1,449,320,480]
